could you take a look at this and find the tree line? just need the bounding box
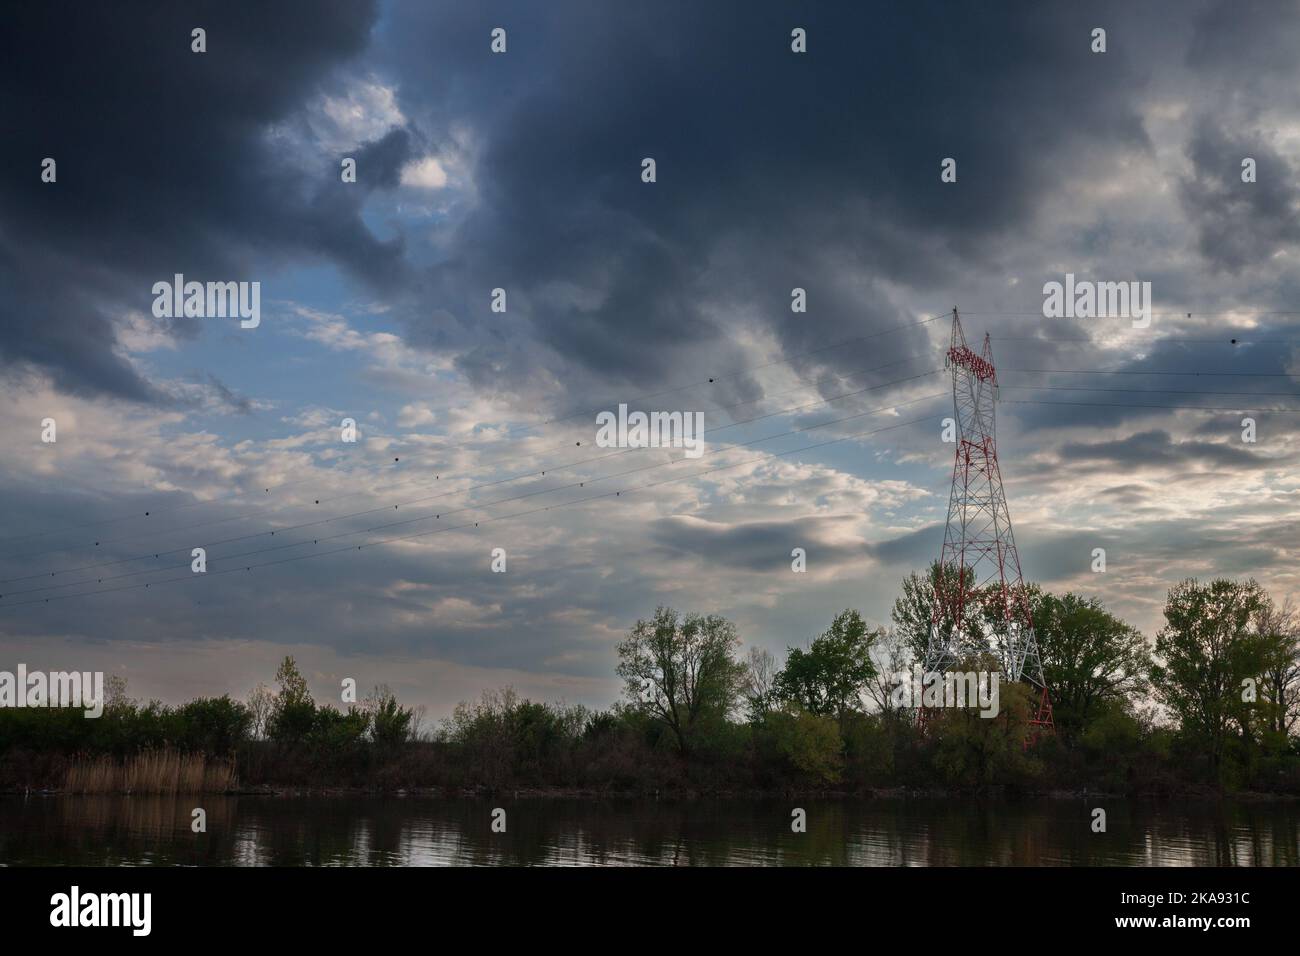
[1,566,1297,794]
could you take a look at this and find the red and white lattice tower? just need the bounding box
[922,308,1053,733]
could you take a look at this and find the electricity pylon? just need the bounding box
[921,309,1053,733]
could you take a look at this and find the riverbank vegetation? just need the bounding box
[1,569,1297,796]
[64,750,237,794]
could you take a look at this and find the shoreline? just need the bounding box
[6,785,1298,801]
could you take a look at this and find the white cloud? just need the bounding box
[312,79,406,152]
[397,403,437,427]
[111,309,179,355]
[400,155,449,189]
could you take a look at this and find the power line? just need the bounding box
[1004,399,1300,413]
[1001,384,1300,398]
[1001,367,1300,379]
[994,335,1300,345]
[964,310,1300,317]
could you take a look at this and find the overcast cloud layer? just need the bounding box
[1,0,1298,715]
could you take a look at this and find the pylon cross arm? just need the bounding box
[947,346,996,382]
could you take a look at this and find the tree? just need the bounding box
[1150,579,1270,777]
[864,626,913,719]
[104,675,132,712]
[743,646,778,723]
[245,682,274,740]
[762,708,843,784]
[930,674,1038,788]
[441,688,520,787]
[274,656,309,703]
[773,609,878,730]
[1030,589,1149,737]
[174,695,252,755]
[268,656,316,746]
[1253,594,1300,739]
[615,607,747,756]
[365,684,415,751]
[408,703,429,742]
[891,562,985,664]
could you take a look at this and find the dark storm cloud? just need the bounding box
[0,0,404,400]
[1017,529,1118,583]
[1095,483,1156,507]
[645,514,945,574]
[952,520,1291,595]
[1059,429,1273,471]
[866,526,941,568]
[1007,328,1300,434]
[380,0,1151,409]
[1186,0,1300,80]
[647,514,870,572]
[353,127,415,190]
[1070,517,1300,584]
[1178,118,1300,273]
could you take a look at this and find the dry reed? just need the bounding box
[64,749,237,794]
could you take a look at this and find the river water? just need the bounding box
[1,794,1296,866]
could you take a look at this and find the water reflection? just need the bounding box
[0,795,1295,866]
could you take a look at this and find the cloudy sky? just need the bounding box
[1,0,1298,716]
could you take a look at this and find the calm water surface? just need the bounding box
[1,795,1296,866]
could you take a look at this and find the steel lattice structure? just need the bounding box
[921,309,1053,732]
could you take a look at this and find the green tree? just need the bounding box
[308,705,371,774]
[1150,579,1271,778]
[930,676,1039,788]
[762,708,843,784]
[616,607,747,756]
[366,684,415,752]
[1030,589,1149,738]
[173,695,252,755]
[773,609,878,730]
[274,656,309,702]
[268,656,316,747]
[440,688,519,788]
[891,562,984,663]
